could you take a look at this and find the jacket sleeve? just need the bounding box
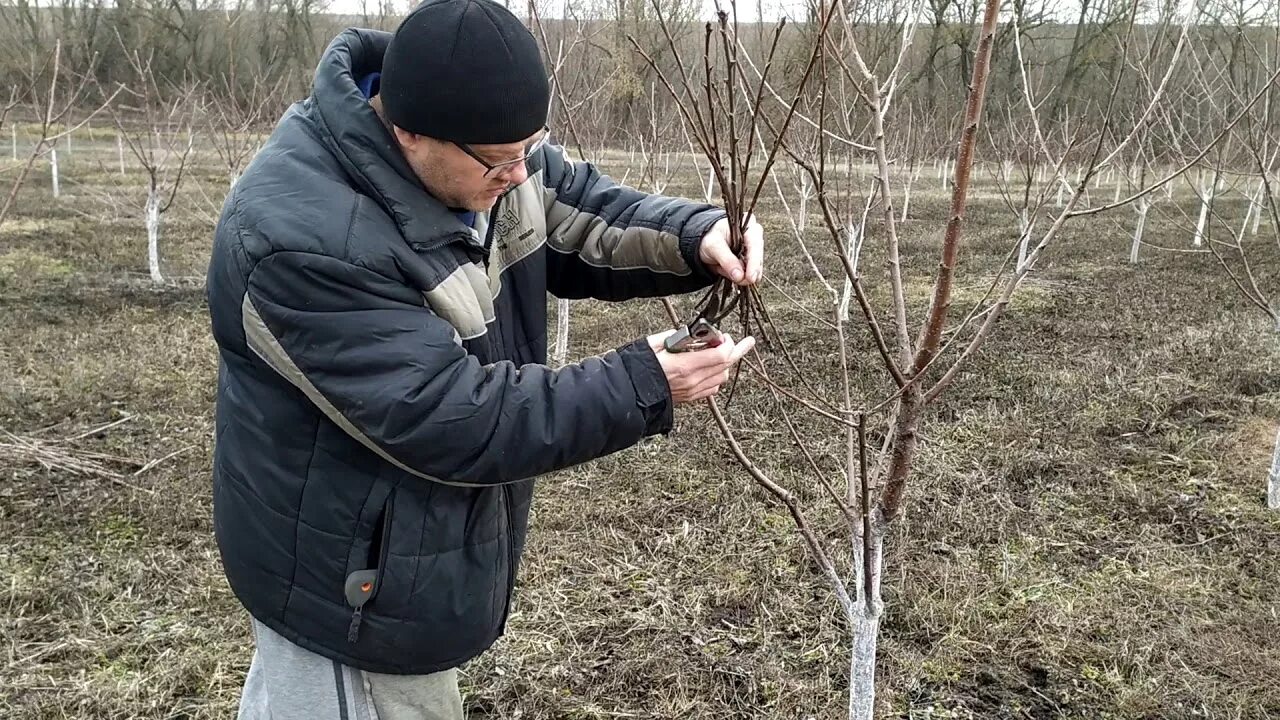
[539,143,726,301]
[240,250,673,487]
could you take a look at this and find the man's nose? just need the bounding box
[500,161,529,185]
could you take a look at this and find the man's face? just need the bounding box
[395,127,544,212]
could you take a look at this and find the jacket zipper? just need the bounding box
[483,195,504,268]
[346,491,395,643]
[499,484,517,630]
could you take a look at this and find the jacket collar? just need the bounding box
[309,29,480,253]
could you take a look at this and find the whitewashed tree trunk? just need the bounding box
[50,147,59,198]
[146,183,164,283]
[1055,178,1065,207]
[704,165,714,203]
[900,171,913,222]
[1113,176,1122,203]
[10,125,15,160]
[1016,207,1033,272]
[1251,181,1264,235]
[848,533,884,720]
[1193,171,1217,247]
[118,134,126,176]
[939,159,947,189]
[838,222,861,322]
[553,298,570,366]
[1268,423,1280,509]
[797,173,810,233]
[1130,198,1150,264]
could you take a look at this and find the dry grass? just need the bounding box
[2,137,1280,718]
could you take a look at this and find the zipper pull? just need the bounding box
[343,569,379,644]
[347,605,364,643]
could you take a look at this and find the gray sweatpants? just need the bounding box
[237,619,465,720]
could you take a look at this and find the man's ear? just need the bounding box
[391,124,420,150]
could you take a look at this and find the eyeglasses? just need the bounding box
[455,127,551,179]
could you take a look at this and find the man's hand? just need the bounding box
[646,330,755,404]
[699,215,764,286]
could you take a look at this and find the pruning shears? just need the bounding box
[664,316,724,353]
[664,279,742,353]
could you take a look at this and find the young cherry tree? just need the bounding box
[1165,36,1280,508]
[101,50,198,284]
[638,0,1267,715]
[1,42,117,227]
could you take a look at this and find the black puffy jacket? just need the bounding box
[205,29,723,675]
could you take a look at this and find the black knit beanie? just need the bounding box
[380,0,550,144]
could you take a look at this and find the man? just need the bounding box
[206,0,762,718]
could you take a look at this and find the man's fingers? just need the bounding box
[704,236,745,283]
[647,329,678,353]
[743,219,764,284]
[727,336,755,363]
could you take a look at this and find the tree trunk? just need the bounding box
[1252,181,1264,235]
[553,298,570,366]
[1016,207,1032,272]
[798,173,810,233]
[847,532,884,720]
[1193,175,1214,247]
[1130,200,1149,264]
[10,125,15,161]
[118,134,126,176]
[146,185,164,283]
[50,147,59,198]
[1268,422,1280,509]
[838,222,860,322]
[839,276,853,323]
[900,171,913,222]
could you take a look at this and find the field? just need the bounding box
[3,133,1280,719]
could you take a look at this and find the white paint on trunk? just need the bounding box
[1193,172,1217,247]
[1268,422,1280,510]
[1016,208,1033,272]
[900,173,912,222]
[50,148,59,198]
[798,172,810,233]
[848,606,882,720]
[847,533,884,720]
[1113,177,1122,203]
[118,134,126,175]
[146,186,163,284]
[838,222,861,323]
[1130,199,1150,265]
[10,125,15,160]
[1239,195,1255,240]
[1251,181,1264,235]
[1055,178,1065,208]
[704,165,715,203]
[553,298,570,366]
